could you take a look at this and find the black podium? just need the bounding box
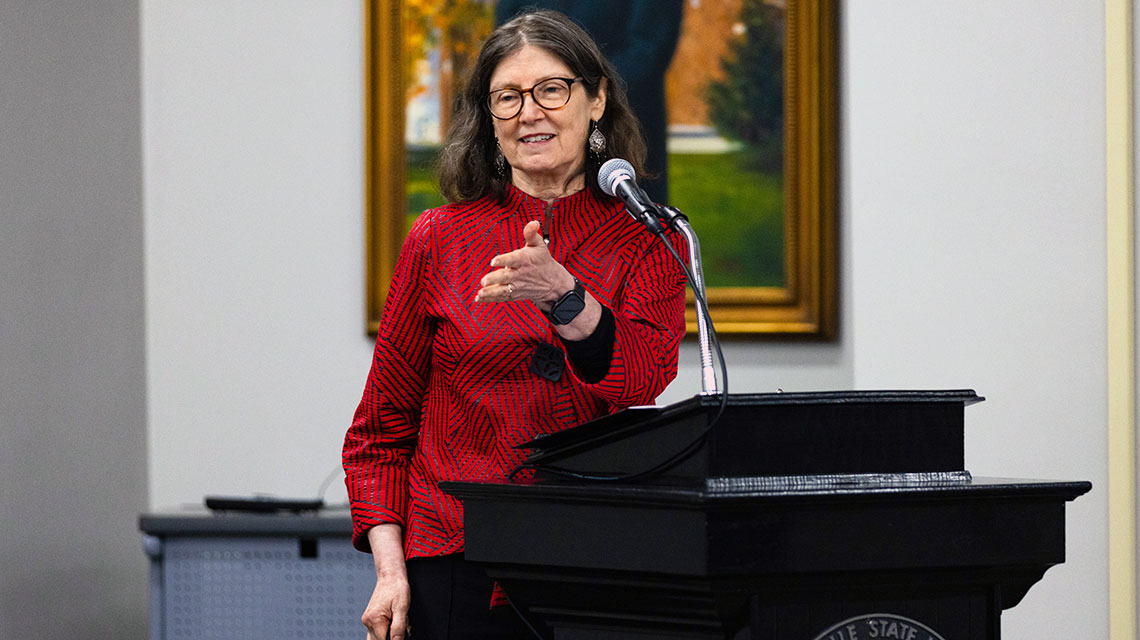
[442,391,1090,640]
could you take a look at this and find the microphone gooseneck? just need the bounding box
[597,158,720,396]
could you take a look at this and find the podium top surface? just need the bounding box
[515,390,984,480]
[517,390,982,452]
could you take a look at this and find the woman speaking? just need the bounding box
[343,9,688,639]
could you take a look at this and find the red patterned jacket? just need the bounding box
[343,184,688,557]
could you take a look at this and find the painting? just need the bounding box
[364,0,837,337]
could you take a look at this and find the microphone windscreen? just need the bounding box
[597,158,635,197]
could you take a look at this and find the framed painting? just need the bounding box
[364,0,837,338]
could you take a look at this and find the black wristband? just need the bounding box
[562,306,615,384]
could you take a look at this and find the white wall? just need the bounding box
[143,1,369,507]
[141,1,1108,638]
[845,2,1107,638]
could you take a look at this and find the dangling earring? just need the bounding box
[494,140,506,177]
[588,120,606,158]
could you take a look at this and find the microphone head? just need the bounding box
[597,158,635,197]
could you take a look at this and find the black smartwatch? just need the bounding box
[545,278,586,325]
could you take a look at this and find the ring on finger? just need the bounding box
[507,283,514,300]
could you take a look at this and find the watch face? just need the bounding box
[550,282,586,325]
[552,293,585,324]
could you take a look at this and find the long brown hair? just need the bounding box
[436,9,647,203]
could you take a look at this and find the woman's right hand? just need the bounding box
[362,524,411,640]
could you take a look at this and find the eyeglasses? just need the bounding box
[487,77,584,120]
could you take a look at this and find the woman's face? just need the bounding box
[489,45,606,196]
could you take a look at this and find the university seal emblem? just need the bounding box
[813,613,947,640]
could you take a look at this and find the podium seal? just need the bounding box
[813,613,947,640]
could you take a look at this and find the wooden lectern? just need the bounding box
[441,390,1090,640]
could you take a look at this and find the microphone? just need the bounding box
[598,162,720,396]
[597,159,665,234]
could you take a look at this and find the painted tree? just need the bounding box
[706,0,785,171]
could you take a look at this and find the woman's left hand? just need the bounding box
[476,220,574,312]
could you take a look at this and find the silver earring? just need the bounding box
[588,121,606,156]
[494,141,506,176]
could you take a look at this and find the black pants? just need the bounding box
[406,554,533,640]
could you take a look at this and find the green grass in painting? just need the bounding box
[668,152,784,287]
[404,148,784,288]
[406,147,445,232]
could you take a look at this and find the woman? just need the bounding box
[343,10,688,640]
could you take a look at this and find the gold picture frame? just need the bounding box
[364,0,837,338]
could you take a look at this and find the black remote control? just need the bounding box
[204,495,324,513]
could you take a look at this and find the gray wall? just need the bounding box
[0,1,147,638]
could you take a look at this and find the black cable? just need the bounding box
[509,223,729,484]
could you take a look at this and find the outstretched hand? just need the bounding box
[476,220,574,311]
